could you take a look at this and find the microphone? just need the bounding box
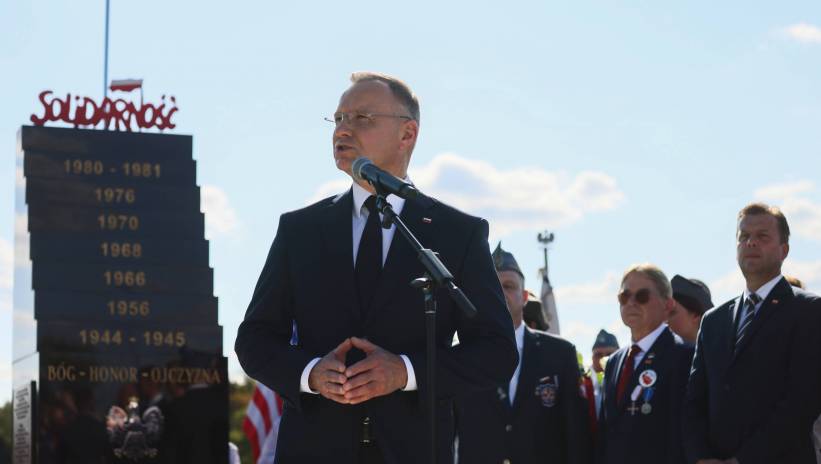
[351,157,421,200]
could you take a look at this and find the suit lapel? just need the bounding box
[511,328,538,412]
[605,348,627,420]
[616,328,673,415]
[364,196,434,327]
[732,277,792,360]
[319,189,359,322]
[726,296,742,354]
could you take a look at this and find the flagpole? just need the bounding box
[537,230,554,278]
[103,0,110,98]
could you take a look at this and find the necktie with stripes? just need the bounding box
[735,293,762,352]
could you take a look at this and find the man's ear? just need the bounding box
[665,297,676,315]
[400,120,418,146]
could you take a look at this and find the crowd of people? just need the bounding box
[473,202,821,464]
[235,71,821,464]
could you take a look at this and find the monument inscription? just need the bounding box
[13,124,228,463]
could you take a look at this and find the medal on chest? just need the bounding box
[628,353,658,416]
[534,375,559,408]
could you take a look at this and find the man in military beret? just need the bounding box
[523,291,550,332]
[590,329,619,418]
[456,243,592,464]
[667,275,713,344]
[578,330,620,440]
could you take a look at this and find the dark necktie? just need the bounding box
[735,293,762,352]
[355,196,383,316]
[616,344,641,406]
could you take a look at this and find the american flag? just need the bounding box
[243,382,283,464]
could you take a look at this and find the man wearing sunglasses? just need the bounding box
[456,244,592,464]
[597,264,694,464]
[235,72,517,464]
[684,203,821,464]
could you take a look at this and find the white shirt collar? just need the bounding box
[351,180,407,219]
[514,323,525,353]
[633,322,667,353]
[744,274,783,303]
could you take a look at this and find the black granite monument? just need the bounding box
[12,126,228,463]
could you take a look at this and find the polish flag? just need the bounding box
[109,79,143,92]
[243,382,283,464]
[540,269,561,335]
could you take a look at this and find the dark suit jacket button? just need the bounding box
[505,424,513,432]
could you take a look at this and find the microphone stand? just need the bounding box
[373,189,477,464]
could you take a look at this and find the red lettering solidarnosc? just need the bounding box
[30,91,178,132]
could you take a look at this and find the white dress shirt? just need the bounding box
[507,323,526,405]
[300,182,417,393]
[735,274,783,323]
[630,322,668,369]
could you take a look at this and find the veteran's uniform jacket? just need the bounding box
[456,327,592,464]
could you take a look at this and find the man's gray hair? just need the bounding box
[622,263,672,300]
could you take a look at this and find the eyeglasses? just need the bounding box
[617,288,655,305]
[324,111,413,129]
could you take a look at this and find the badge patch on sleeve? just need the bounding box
[534,375,559,408]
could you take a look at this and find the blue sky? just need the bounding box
[2,1,821,404]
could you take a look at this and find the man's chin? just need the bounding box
[740,262,764,274]
[335,158,353,176]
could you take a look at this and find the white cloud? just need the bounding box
[201,185,240,239]
[754,180,821,241]
[309,153,625,237]
[783,23,821,44]
[554,271,620,305]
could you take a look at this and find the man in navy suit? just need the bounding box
[235,72,517,464]
[683,203,821,464]
[598,264,693,464]
[456,244,592,464]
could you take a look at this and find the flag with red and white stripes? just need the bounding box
[109,78,143,92]
[243,382,283,464]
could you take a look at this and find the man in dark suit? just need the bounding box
[234,72,517,464]
[683,203,821,464]
[598,264,693,464]
[456,244,592,464]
